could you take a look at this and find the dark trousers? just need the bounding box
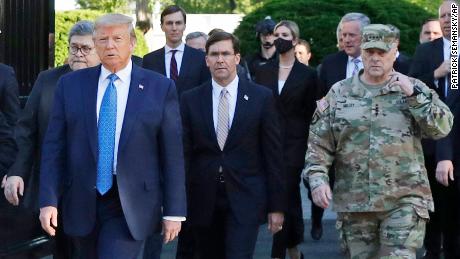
[194,182,259,259]
[175,220,195,259]
[271,166,304,258]
[142,233,162,259]
[424,156,460,258]
[72,182,143,259]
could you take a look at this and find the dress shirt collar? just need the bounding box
[396,51,400,59]
[165,42,185,54]
[100,59,133,84]
[443,37,451,46]
[212,75,239,97]
[348,55,362,63]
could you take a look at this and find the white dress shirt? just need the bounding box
[97,60,184,221]
[97,60,132,175]
[165,42,185,78]
[346,55,363,78]
[278,80,286,94]
[212,76,239,131]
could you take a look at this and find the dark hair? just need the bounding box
[208,28,225,37]
[160,5,186,25]
[206,31,240,54]
[421,18,439,27]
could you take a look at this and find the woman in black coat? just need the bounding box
[255,20,320,259]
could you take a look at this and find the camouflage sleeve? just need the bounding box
[406,79,453,140]
[303,90,336,190]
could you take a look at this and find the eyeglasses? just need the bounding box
[69,45,94,55]
[207,51,236,60]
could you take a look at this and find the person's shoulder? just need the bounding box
[322,51,347,64]
[137,65,169,82]
[245,80,272,97]
[184,45,206,58]
[182,81,210,99]
[0,63,14,75]
[39,64,71,78]
[143,47,164,60]
[416,38,442,52]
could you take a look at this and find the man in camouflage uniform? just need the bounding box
[303,24,453,259]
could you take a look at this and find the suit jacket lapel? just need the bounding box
[83,65,101,161]
[200,83,219,149]
[280,61,301,96]
[225,80,249,149]
[157,47,166,76]
[118,64,144,151]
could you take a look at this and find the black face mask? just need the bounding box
[274,38,293,54]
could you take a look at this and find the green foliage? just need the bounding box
[160,0,265,14]
[55,10,149,66]
[235,0,442,66]
[76,0,130,12]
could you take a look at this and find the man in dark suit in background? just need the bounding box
[142,5,210,258]
[318,12,370,94]
[38,14,186,259]
[409,1,459,258]
[180,31,285,259]
[143,5,210,96]
[0,62,21,258]
[3,21,100,258]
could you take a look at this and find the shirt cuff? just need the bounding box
[163,216,186,222]
[308,173,329,190]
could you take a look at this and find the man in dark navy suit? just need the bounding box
[409,1,460,258]
[4,21,100,259]
[38,14,186,259]
[143,5,210,96]
[180,31,285,259]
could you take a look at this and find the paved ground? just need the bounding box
[159,185,343,258]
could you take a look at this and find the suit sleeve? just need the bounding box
[39,78,67,208]
[0,66,19,176]
[8,73,44,179]
[159,80,187,217]
[409,44,436,89]
[0,112,16,177]
[179,93,192,189]
[0,66,20,127]
[261,92,285,213]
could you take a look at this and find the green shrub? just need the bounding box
[235,0,442,66]
[55,10,149,66]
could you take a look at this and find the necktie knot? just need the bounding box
[220,89,228,98]
[170,49,178,56]
[107,73,119,83]
[353,58,360,64]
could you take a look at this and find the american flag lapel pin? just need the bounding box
[244,94,249,101]
[139,84,144,90]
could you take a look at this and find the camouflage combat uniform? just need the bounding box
[304,71,453,259]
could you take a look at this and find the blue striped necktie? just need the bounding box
[97,73,118,195]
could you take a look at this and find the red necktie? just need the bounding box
[170,50,178,82]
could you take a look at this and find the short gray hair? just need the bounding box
[94,13,136,40]
[185,31,208,42]
[340,13,371,33]
[68,20,94,43]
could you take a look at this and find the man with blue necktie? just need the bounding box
[38,13,186,258]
